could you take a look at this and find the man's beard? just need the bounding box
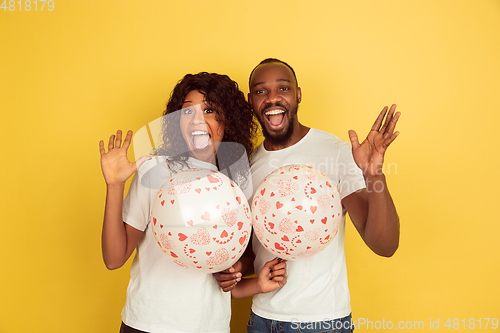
[259,102,298,147]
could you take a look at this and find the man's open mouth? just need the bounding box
[264,108,286,128]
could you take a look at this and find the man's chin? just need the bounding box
[262,127,293,147]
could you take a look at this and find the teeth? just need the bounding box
[192,131,211,150]
[192,131,209,136]
[265,109,285,116]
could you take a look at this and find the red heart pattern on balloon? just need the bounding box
[278,218,294,234]
[239,234,247,245]
[207,174,220,183]
[152,168,252,272]
[160,234,175,249]
[275,243,285,250]
[251,165,342,260]
[190,228,210,246]
[222,208,238,227]
[206,248,229,266]
[278,177,300,197]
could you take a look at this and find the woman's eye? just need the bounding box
[204,108,214,114]
[183,108,193,114]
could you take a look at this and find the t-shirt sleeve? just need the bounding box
[122,172,152,232]
[337,142,366,199]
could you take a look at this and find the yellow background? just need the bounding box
[1,1,499,332]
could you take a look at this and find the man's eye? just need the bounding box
[280,87,289,91]
[256,89,265,94]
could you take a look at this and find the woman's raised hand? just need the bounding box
[99,130,150,185]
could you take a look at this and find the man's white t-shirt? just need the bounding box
[250,128,365,323]
[121,156,230,333]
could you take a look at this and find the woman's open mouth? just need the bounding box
[191,130,211,150]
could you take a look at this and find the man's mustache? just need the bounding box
[261,101,288,114]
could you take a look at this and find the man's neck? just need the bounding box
[263,123,310,151]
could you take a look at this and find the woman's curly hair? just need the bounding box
[154,72,258,186]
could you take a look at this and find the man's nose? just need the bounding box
[266,89,281,103]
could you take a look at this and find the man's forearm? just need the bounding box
[363,174,400,257]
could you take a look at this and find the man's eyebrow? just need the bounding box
[252,78,291,88]
[251,81,265,88]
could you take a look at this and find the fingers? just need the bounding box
[371,106,389,132]
[269,267,287,279]
[214,270,242,282]
[232,260,243,273]
[222,283,238,293]
[269,263,287,288]
[107,133,116,151]
[220,279,240,292]
[214,268,242,292]
[372,105,401,147]
[271,275,287,287]
[99,140,105,156]
[218,262,242,274]
[385,109,400,137]
[380,106,400,149]
[264,257,282,269]
[217,267,233,274]
[348,130,360,150]
[216,275,241,292]
[270,260,287,271]
[136,155,152,169]
[122,130,133,150]
[269,261,287,276]
[379,104,396,133]
[384,131,400,148]
[213,271,239,292]
[266,258,287,280]
[102,130,133,153]
[115,130,123,148]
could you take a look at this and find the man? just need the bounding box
[217,58,400,333]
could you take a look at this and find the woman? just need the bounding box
[99,72,287,333]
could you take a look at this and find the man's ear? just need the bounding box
[248,93,253,109]
[297,87,302,103]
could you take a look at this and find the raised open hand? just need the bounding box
[348,105,400,177]
[99,130,151,185]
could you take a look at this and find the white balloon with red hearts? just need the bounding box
[151,168,252,273]
[252,165,342,260]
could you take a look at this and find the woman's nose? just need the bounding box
[191,107,206,124]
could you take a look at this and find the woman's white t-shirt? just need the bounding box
[121,156,230,333]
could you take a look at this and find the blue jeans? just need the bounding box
[247,311,354,333]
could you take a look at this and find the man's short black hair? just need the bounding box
[249,58,298,88]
